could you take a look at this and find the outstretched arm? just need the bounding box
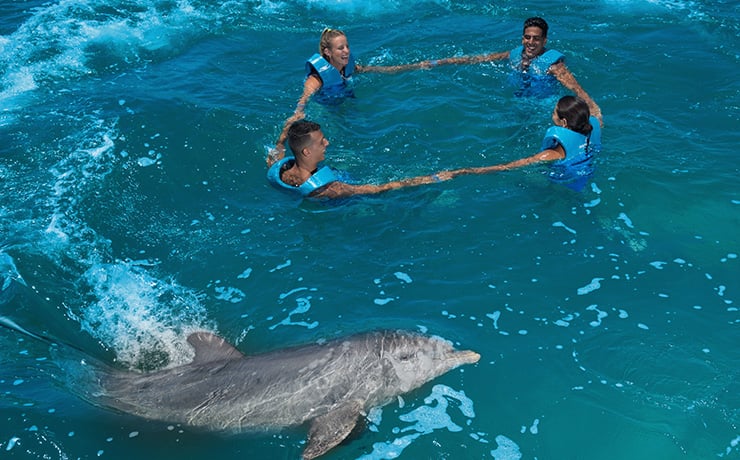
[356,62,433,73]
[267,75,323,167]
[313,173,450,199]
[427,51,510,66]
[548,62,603,126]
[443,147,565,178]
[355,51,510,74]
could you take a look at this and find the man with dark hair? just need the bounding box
[423,17,602,125]
[266,120,448,199]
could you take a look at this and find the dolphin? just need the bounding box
[90,330,479,459]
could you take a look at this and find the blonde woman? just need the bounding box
[269,28,428,166]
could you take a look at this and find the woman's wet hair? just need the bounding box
[319,28,347,58]
[556,95,593,137]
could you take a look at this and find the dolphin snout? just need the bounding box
[454,350,480,364]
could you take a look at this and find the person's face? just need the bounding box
[521,26,547,59]
[324,35,351,69]
[305,129,330,162]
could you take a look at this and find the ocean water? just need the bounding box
[1,0,738,459]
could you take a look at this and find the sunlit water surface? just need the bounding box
[1,0,738,459]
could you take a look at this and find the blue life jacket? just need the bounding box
[305,53,356,105]
[267,157,338,197]
[541,115,601,191]
[508,45,564,97]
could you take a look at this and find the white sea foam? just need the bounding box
[80,261,210,368]
[214,285,246,303]
[577,278,604,295]
[490,435,522,460]
[359,384,476,460]
[0,0,222,105]
[374,297,396,305]
[5,436,20,451]
[552,221,577,235]
[269,296,319,330]
[303,0,448,15]
[586,304,608,327]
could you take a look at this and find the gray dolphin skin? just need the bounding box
[95,330,479,459]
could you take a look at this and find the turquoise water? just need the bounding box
[1,0,738,459]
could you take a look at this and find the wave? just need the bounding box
[0,0,452,106]
[0,103,211,371]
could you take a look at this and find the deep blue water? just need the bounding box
[1,0,738,459]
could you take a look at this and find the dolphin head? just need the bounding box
[380,331,480,392]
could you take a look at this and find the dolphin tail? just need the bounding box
[302,399,364,460]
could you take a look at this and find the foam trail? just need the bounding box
[6,109,211,370]
[0,0,226,104]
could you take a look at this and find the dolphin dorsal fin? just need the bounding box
[187,332,245,364]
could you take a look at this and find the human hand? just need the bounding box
[289,108,305,122]
[594,110,604,127]
[432,171,454,181]
[266,144,285,167]
[589,104,603,127]
[417,60,439,70]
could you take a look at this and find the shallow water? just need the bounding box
[1,0,738,459]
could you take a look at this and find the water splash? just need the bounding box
[79,261,211,370]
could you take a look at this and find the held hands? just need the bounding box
[266,144,285,167]
[432,171,455,181]
[402,171,454,187]
[289,106,306,123]
[383,171,450,193]
[271,102,307,167]
[591,106,604,127]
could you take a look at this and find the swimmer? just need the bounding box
[267,120,449,199]
[269,28,429,166]
[440,95,601,191]
[422,17,603,126]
